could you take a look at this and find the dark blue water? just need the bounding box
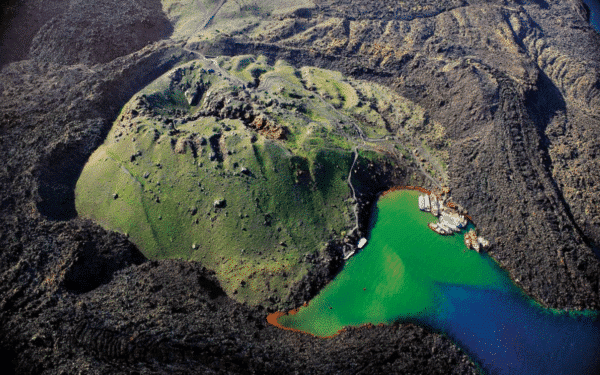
[583,0,600,33]
[423,284,600,375]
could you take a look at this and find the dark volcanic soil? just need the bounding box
[1,0,600,373]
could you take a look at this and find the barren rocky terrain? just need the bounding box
[1,0,599,373]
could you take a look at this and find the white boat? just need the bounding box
[430,195,440,216]
[429,222,450,235]
[437,223,452,234]
[357,238,368,249]
[418,195,426,211]
[439,214,457,231]
[419,194,432,212]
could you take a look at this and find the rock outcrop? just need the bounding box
[29,0,173,66]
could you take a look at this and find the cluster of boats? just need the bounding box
[418,194,441,216]
[418,193,489,251]
[428,212,468,235]
[344,189,490,259]
[419,194,467,233]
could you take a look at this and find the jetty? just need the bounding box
[341,239,366,261]
[343,250,355,260]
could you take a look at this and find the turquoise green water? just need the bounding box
[279,190,512,336]
[277,190,600,374]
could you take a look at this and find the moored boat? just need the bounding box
[357,238,368,249]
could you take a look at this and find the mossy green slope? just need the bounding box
[162,0,315,43]
[76,55,426,305]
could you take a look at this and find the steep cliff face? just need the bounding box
[1,0,599,373]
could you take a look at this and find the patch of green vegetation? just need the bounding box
[173,0,315,47]
[395,144,413,163]
[439,158,448,172]
[76,56,429,306]
[78,121,354,304]
[222,54,273,83]
[300,67,354,109]
[145,88,190,116]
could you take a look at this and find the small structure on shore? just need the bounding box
[464,229,489,253]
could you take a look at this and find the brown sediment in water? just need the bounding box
[266,306,389,339]
[380,185,431,197]
[266,302,350,338]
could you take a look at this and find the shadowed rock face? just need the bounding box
[0,0,69,67]
[0,0,173,66]
[31,0,173,65]
[1,0,599,373]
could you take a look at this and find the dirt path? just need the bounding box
[346,147,360,240]
[202,0,227,29]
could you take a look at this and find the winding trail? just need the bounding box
[343,146,360,258]
[177,46,442,252]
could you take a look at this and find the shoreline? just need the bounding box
[266,302,351,339]
[267,185,486,336]
[268,185,470,336]
[266,306,389,339]
[380,185,431,197]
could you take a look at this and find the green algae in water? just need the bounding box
[278,189,513,337]
[277,190,600,374]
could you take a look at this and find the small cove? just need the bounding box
[274,189,600,374]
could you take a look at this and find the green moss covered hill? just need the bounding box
[75,55,434,305]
